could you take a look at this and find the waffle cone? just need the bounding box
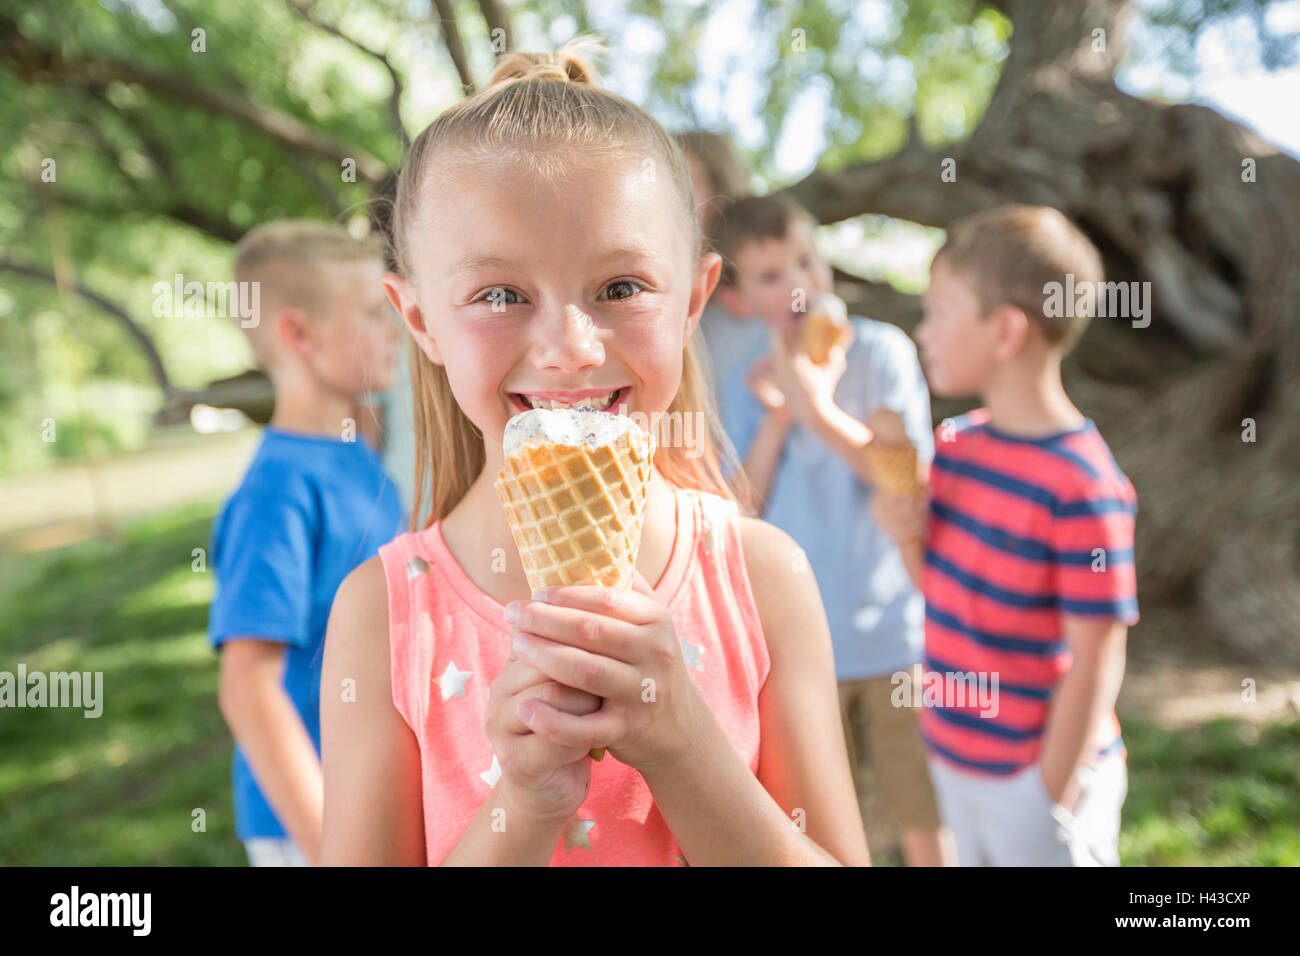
[495,428,654,762]
[494,431,655,593]
[801,295,854,364]
[865,407,921,497]
[865,443,922,497]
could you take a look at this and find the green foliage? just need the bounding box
[0,0,1281,476]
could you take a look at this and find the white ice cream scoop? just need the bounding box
[503,405,648,455]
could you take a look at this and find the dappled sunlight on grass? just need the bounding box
[1,500,244,865]
[1119,716,1300,865]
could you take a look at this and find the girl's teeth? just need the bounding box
[527,390,618,411]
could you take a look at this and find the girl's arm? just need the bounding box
[321,557,573,865]
[320,557,426,865]
[743,516,872,865]
[637,518,872,866]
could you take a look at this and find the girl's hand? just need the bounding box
[745,356,793,426]
[485,654,603,824]
[767,325,847,428]
[503,570,706,773]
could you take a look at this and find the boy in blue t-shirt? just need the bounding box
[712,194,954,866]
[209,221,406,866]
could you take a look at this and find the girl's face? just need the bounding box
[386,154,720,464]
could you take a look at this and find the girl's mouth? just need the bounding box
[507,386,629,415]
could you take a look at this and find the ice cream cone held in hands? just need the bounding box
[494,406,657,760]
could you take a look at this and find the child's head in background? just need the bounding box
[675,130,750,238]
[918,204,1103,399]
[234,220,395,398]
[709,193,834,345]
[384,37,735,528]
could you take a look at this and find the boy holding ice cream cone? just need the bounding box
[712,193,954,866]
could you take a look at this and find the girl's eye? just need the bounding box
[479,287,520,307]
[601,280,643,301]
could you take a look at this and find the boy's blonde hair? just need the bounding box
[709,193,820,288]
[234,219,383,368]
[390,37,748,529]
[935,205,1104,352]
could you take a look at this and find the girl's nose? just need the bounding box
[530,304,606,373]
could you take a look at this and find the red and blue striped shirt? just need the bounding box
[920,409,1138,776]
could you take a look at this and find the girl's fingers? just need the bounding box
[518,698,620,755]
[511,629,642,700]
[509,603,640,663]
[521,584,661,628]
[517,678,602,717]
[508,718,592,772]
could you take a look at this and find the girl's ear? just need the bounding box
[384,271,444,366]
[684,252,723,337]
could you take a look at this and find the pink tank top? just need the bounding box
[378,486,771,866]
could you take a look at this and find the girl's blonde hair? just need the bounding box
[392,36,753,530]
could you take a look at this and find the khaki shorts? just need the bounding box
[838,665,942,830]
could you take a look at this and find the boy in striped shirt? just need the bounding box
[875,205,1138,866]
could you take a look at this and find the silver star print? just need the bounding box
[405,555,429,579]
[563,816,596,851]
[479,755,501,788]
[680,639,705,671]
[437,661,472,701]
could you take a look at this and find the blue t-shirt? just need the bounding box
[723,317,933,681]
[207,426,407,839]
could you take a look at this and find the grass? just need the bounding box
[1120,716,1300,865]
[1,500,1296,865]
[0,500,244,865]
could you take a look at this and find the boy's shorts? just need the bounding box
[838,665,942,830]
[926,752,1127,866]
[243,837,310,867]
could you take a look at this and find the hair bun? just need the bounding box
[488,34,604,88]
